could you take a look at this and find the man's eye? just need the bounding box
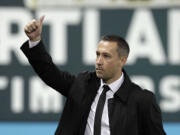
[104,54,110,58]
[96,53,100,56]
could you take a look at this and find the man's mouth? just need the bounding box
[96,68,103,71]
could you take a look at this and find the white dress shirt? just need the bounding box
[84,73,124,135]
[29,40,40,48]
[28,40,124,135]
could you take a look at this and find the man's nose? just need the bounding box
[96,56,103,65]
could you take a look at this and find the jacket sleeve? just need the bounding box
[140,90,166,135]
[20,40,75,97]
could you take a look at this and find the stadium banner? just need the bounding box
[0,0,180,122]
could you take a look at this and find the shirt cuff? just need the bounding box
[29,40,40,48]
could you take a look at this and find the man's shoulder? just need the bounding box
[130,82,155,103]
[131,83,158,112]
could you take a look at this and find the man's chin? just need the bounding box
[96,72,103,79]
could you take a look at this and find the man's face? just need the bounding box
[95,40,127,84]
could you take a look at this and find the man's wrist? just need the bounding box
[30,36,41,42]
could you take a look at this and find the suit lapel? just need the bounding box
[83,72,100,109]
[108,69,133,135]
[114,69,133,103]
[79,72,100,135]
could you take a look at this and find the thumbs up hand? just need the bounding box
[24,16,45,42]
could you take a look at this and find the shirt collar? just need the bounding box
[100,72,124,94]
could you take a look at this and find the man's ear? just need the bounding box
[120,56,127,67]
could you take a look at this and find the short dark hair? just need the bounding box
[101,35,130,57]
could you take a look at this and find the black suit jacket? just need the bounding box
[21,40,166,135]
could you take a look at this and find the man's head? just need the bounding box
[95,35,130,84]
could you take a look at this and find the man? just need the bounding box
[21,16,166,135]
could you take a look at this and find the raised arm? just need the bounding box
[21,16,75,97]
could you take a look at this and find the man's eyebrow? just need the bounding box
[102,51,111,54]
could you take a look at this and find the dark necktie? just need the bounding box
[94,85,110,135]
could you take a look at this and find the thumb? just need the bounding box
[39,15,45,25]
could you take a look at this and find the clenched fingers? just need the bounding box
[24,19,39,34]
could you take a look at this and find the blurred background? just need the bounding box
[0,0,180,134]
